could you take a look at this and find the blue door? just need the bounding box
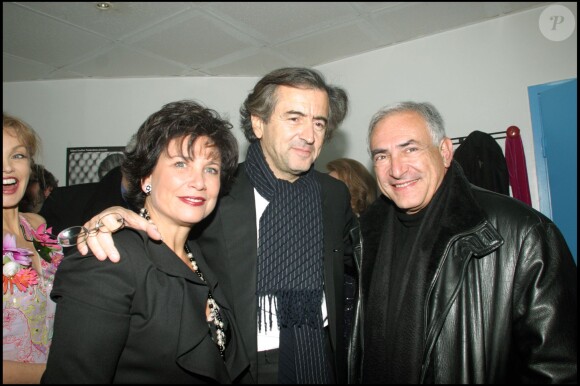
[529,79,577,263]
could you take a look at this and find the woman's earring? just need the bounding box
[145,184,151,195]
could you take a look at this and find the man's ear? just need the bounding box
[440,137,453,168]
[251,115,264,139]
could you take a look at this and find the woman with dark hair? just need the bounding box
[42,100,249,383]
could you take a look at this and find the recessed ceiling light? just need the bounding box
[96,2,112,10]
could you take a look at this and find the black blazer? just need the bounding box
[42,229,249,384]
[192,163,356,383]
[40,166,130,235]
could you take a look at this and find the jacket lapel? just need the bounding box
[139,235,202,283]
[132,233,242,382]
[318,172,337,328]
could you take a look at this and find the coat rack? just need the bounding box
[451,126,531,206]
[451,126,521,145]
[452,130,505,145]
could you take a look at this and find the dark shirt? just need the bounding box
[363,171,452,384]
[386,208,425,383]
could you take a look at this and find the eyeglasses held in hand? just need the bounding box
[21,213,125,248]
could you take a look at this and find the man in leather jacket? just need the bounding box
[348,101,577,383]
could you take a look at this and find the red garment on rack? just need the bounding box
[505,126,531,206]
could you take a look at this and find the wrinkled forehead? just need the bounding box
[274,85,329,112]
[372,112,430,139]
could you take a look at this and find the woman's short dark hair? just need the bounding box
[122,100,238,209]
[240,67,349,142]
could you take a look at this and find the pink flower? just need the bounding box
[31,224,63,263]
[3,267,38,294]
[3,233,33,266]
[34,224,58,246]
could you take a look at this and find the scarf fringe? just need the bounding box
[257,290,323,332]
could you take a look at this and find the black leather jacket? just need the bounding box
[347,220,363,384]
[348,162,577,383]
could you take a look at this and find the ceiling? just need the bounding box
[3,2,549,83]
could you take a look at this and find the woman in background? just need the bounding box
[3,113,63,383]
[42,100,249,383]
[327,157,377,217]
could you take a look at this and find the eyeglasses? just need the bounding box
[21,213,125,248]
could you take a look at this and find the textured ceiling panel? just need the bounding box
[2,2,552,82]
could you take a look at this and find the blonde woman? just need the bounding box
[3,113,63,383]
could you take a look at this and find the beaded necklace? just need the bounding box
[139,208,226,359]
[184,242,226,359]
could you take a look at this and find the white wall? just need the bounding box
[3,77,257,186]
[317,3,577,210]
[3,3,577,210]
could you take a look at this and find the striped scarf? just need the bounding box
[245,141,329,384]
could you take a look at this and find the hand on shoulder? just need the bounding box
[78,206,161,262]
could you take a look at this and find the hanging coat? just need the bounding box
[453,130,509,196]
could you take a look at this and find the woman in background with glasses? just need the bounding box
[3,113,64,384]
[42,100,250,383]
